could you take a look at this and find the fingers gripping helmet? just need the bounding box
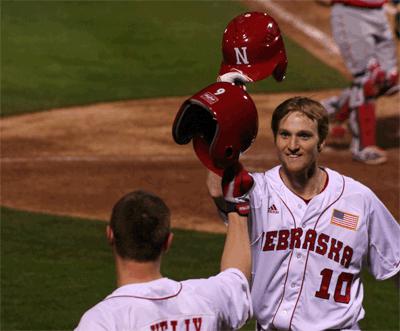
[219,12,288,82]
[172,82,258,175]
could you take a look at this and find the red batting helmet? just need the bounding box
[219,12,288,82]
[172,82,258,175]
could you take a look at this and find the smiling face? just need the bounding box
[275,111,323,175]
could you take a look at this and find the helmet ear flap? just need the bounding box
[193,136,224,176]
[273,60,287,82]
[172,102,217,146]
[173,82,258,175]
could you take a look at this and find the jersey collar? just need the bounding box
[105,278,182,301]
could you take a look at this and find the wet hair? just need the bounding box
[271,96,329,143]
[110,190,170,262]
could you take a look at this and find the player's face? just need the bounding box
[275,111,321,174]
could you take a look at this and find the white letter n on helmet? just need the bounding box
[234,47,249,65]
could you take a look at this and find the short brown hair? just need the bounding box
[110,190,170,262]
[271,97,329,143]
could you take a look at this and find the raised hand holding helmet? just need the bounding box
[221,162,254,216]
[217,69,253,89]
[172,82,258,175]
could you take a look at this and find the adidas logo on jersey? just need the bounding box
[268,204,279,214]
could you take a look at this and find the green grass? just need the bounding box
[1,207,224,330]
[1,207,399,330]
[1,1,348,116]
[360,271,400,331]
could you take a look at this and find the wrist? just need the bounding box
[226,200,251,217]
[228,212,249,222]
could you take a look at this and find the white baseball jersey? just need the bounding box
[74,268,252,331]
[249,166,400,331]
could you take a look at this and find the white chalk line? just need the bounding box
[0,147,350,164]
[258,0,340,56]
[258,0,396,56]
[0,153,278,164]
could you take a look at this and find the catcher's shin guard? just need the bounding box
[361,61,399,98]
[380,69,399,96]
[321,89,351,121]
[363,60,386,98]
[334,99,350,122]
[353,100,377,149]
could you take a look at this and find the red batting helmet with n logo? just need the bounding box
[172,82,258,175]
[219,12,288,82]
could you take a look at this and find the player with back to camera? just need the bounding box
[317,0,399,165]
[74,189,253,330]
[207,96,400,330]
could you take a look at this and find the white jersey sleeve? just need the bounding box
[185,268,253,329]
[75,310,113,331]
[366,189,400,280]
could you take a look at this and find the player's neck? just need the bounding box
[114,255,163,287]
[280,164,326,200]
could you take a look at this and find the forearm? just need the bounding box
[207,170,222,198]
[220,213,251,283]
[207,170,229,220]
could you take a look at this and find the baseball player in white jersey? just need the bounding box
[74,190,252,330]
[207,97,400,330]
[318,0,399,165]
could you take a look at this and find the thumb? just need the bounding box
[239,170,254,196]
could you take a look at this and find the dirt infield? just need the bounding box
[1,90,399,233]
[1,1,399,232]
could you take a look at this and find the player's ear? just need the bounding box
[163,232,174,253]
[106,225,114,246]
[318,140,325,152]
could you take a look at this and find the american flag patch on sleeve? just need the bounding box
[330,209,359,231]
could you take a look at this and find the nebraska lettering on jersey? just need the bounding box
[262,228,353,268]
[150,317,202,331]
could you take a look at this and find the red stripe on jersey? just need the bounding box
[271,196,298,328]
[104,283,183,301]
[288,176,346,330]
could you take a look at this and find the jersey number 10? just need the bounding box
[315,268,354,304]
